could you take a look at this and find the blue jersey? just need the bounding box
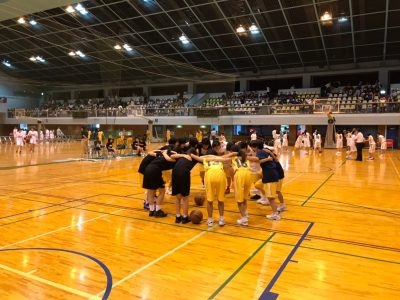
[256,150,279,183]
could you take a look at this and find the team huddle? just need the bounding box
[138,135,287,226]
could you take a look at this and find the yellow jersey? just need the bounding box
[203,159,224,174]
[232,158,251,172]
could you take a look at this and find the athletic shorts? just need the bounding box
[251,172,262,184]
[264,182,278,198]
[234,171,252,203]
[205,171,226,202]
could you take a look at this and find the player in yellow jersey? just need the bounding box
[230,145,253,226]
[166,128,171,142]
[98,129,104,143]
[191,154,228,227]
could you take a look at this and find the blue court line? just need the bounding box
[0,194,103,222]
[0,194,103,228]
[258,222,314,300]
[0,247,112,299]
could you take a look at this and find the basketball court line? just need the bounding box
[208,232,276,299]
[269,241,400,265]
[6,190,400,255]
[0,247,113,299]
[0,208,124,249]
[91,229,209,300]
[0,263,95,298]
[258,222,314,300]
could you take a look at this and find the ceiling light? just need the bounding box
[114,44,122,50]
[66,5,75,13]
[338,16,348,23]
[76,50,85,57]
[380,89,386,95]
[29,20,37,26]
[75,3,88,15]
[2,60,11,68]
[17,17,25,24]
[320,11,332,22]
[41,92,44,96]
[69,51,76,56]
[179,33,190,44]
[123,44,133,51]
[29,56,36,62]
[249,23,259,34]
[36,56,45,63]
[236,24,245,34]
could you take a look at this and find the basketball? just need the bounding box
[194,194,205,206]
[190,210,203,224]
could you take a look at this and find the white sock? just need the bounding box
[208,217,213,222]
[156,205,161,211]
[149,206,155,212]
[176,214,181,217]
[182,215,187,218]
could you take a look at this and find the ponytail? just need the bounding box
[238,150,247,163]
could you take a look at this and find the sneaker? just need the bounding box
[149,211,155,217]
[175,216,182,223]
[207,219,214,227]
[257,198,270,205]
[250,194,261,200]
[218,217,225,226]
[181,216,190,224]
[266,213,281,220]
[250,188,259,194]
[154,210,168,218]
[143,201,149,210]
[237,217,248,226]
[224,188,230,194]
[277,204,287,212]
[368,157,374,160]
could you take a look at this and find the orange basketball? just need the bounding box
[190,210,203,224]
[194,194,205,206]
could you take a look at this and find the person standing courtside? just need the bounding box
[80,127,89,155]
[354,128,364,161]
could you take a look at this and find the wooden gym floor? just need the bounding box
[0,142,399,299]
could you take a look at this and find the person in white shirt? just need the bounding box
[15,129,24,154]
[273,130,282,155]
[45,129,50,141]
[250,129,257,141]
[346,130,357,160]
[294,134,302,151]
[282,132,289,152]
[378,134,387,157]
[354,128,364,161]
[302,131,311,154]
[12,127,18,144]
[39,130,44,142]
[28,127,38,153]
[368,134,376,160]
[336,131,343,155]
[49,130,55,142]
[313,130,322,153]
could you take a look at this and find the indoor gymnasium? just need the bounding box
[0,0,399,299]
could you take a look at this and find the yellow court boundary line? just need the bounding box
[0,263,95,298]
